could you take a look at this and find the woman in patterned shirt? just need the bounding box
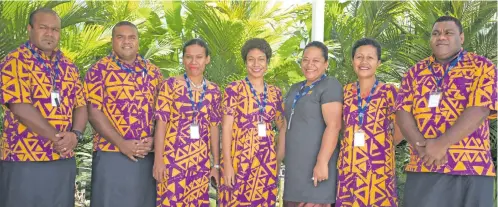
[218,38,286,206]
[336,38,403,207]
[153,38,222,207]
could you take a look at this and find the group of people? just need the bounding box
[0,7,495,207]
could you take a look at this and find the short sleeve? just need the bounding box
[222,81,239,116]
[209,84,222,126]
[387,85,399,123]
[274,86,284,126]
[73,66,86,108]
[74,72,86,108]
[320,77,343,104]
[84,64,104,110]
[394,67,416,113]
[154,78,174,122]
[150,64,164,96]
[467,57,497,113]
[0,55,32,105]
[387,85,399,116]
[149,65,164,115]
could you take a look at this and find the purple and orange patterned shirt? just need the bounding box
[395,51,497,176]
[84,54,162,152]
[154,77,222,206]
[219,80,284,207]
[338,83,398,176]
[0,41,86,162]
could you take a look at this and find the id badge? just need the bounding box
[258,122,267,137]
[428,92,441,108]
[51,90,60,107]
[190,123,200,139]
[354,130,365,147]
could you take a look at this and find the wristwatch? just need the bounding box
[71,130,84,142]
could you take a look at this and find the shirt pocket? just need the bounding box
[30,70,51,100]
[446,74,472,100]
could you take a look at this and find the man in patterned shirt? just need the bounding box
[396,16,496,207]
[0,8,87,207]
[85,21,163,207]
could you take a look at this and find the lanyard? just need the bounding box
[245,77,267,121]
[287,74,326,129]
[184,73,207,123]
[112,54,151,97]
[291,74,326,110]
[25,42,60,89]
[356,79,379,127]
[428,51,463,90]
[111,54,148,78]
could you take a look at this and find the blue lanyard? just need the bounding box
[356,79,379,127]
[25,42,60,88]
[291,74,326,110]
[245,77,267,119]
[287,74,326,130]
[428,51,463,90]
[184,73,207,123]
[111,54,148,77]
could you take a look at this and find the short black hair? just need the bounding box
[433,16,463,34]
[112,21,139,38]
[182,38,210,57]
[241,38,272,63]
[304,41,328,61]
[352,38,382,60]
[29,8,60,27]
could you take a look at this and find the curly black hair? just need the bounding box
[241,38,272,63]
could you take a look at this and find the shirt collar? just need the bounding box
[25,40,61,61]
[110,51,147,70]
[428,48,465,66]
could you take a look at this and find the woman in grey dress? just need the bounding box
[279,41,343,206]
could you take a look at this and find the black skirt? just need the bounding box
[90,151,156,207]
[0,158,77,207]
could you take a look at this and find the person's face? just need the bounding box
[301,46,328,82]
[183,44,210,77]
[352,45,380,79]
[246,49,267,79]
[27,12,61,54]
[430,21,464,62]
[112,25,139,62]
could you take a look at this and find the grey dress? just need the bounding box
[282,76,343,204]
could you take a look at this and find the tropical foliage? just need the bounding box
[0,1,496,206]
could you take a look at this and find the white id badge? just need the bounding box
[428,92,441,108]
[51,90,60,107]
[354,130,365,147]
[190,123,200,139]
[258,122,267,137]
